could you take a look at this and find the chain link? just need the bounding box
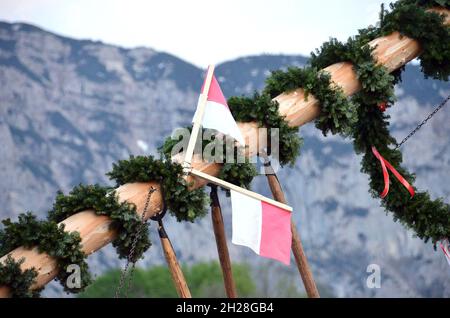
[395,94,450,150]
[115,186,156,298]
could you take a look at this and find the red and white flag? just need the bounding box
[441,240,450,267]
[193,68,245,145]
[230,189,292,265]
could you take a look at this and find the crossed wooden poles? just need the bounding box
[152,65,316,298]
[162,65,317,298]
[0,7,448,298]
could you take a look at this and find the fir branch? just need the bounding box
[264,67,358,137]
[0,256,39,298]
[0,213,90,293]
[381,1,450,80]
[107,156,209,222]
[48,184,151,262]
[228,92,303,166]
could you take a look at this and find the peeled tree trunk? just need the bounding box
[0,8,448,298]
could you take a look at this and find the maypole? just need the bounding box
[0,6,448,298]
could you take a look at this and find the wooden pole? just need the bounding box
[262,156,320,298]
[209,185,238,298]
[157,219,192,298]
[0,7,448,297]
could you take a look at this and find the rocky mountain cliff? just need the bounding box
[0,21,449,297]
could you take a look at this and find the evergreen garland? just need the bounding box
[352,95,450,243]
[304,2,450,243]
[159,126,258,189]
[0,213,90,293]
[264,67,358,137]
[1,0,449,297]
[310,35,396,108]
[380,0,450,80]
[412,0,450,9]
[107,155,209,222]
[48,184,151,262]
[0,256,39,298]
[218,161,257,191]
[227,93,303,166]
[310,34,376,70]
[310,0,450,82]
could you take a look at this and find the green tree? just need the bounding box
[79,261,255,298]
[184,261,255,297]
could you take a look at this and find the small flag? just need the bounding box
[193,68,245,145]
[440,240,450,267]
[230,189,292,265]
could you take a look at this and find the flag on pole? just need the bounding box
[193,68,245,145]
[230,189,292,265]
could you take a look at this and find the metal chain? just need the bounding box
[123,186,156,297]
[115,186,156,298]
[395,94,450,150]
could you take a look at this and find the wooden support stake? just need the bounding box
[263,158,320,298]
[157,220,192,298]
[210,185,238,298]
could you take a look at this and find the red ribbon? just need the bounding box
[441,241,450,259]
[440,240,450,266]
[371,146,415,199]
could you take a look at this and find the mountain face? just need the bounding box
[0,21,449,298]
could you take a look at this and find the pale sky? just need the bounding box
[0,0,391,67]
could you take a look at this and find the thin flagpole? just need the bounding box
[190,168,293,211]
[184,65,215,168]
[261,154,320,298]
[210,185,238,298]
